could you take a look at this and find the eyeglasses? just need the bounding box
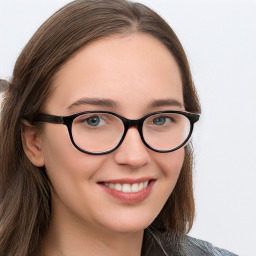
[33,110,200,155]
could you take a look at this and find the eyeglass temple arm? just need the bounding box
[33,113,64,124]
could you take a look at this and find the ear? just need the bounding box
[21,120,45,167]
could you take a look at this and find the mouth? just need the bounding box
[98,179,155,193]
[101,181,150,193]
[98,179,155,203]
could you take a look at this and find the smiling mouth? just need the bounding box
[104,181,148,193]
[100,180,152,193]
[98,179,156,203]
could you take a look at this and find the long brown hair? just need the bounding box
[0,1,201,255]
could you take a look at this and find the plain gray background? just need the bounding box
[1,0,256,255]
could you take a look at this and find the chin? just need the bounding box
[98,212,157,234]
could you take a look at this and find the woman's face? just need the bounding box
[37,33,185,234]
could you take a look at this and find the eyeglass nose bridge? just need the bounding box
[117,117,147,149]
[123,117,143,127]
[121,116,145,133]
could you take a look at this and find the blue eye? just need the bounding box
[152,116,172,126]
[86,116,103,126]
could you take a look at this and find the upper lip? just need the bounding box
[98,177,155,184]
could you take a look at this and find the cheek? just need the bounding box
[41,126,75,175]
[40,126,109,215]
[148,148,185,222]
[153,147,185,203]
[156,148,185,179]
[40,125,106,188]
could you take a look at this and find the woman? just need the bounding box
[0,0,237,255]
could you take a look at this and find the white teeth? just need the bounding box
[109,183,115,189]
[143,181,148,189]
[131,183,139,192]
[104,181,150,192]
[115,183,122,191]
[122,184,132,192]
[138,182,144,191]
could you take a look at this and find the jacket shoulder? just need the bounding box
[180,235,239,256]
[142,228,238,256]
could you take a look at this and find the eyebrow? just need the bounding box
[67,97,183,111]
[149,99,184,108]
[67,97,118,110]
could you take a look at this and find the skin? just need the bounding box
[23,33,185,256]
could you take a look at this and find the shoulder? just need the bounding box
[143,228,238,256]
[180,235,238,256]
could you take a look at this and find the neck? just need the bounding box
[41,210,144,256]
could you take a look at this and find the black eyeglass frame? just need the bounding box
[32,110,200,155]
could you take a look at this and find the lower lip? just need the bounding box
[98,180,155,204]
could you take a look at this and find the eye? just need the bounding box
[152,116,174,126]
[85,115,105,127]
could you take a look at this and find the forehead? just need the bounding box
[45,33,183,116]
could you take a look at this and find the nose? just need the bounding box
[113,127,150,168]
